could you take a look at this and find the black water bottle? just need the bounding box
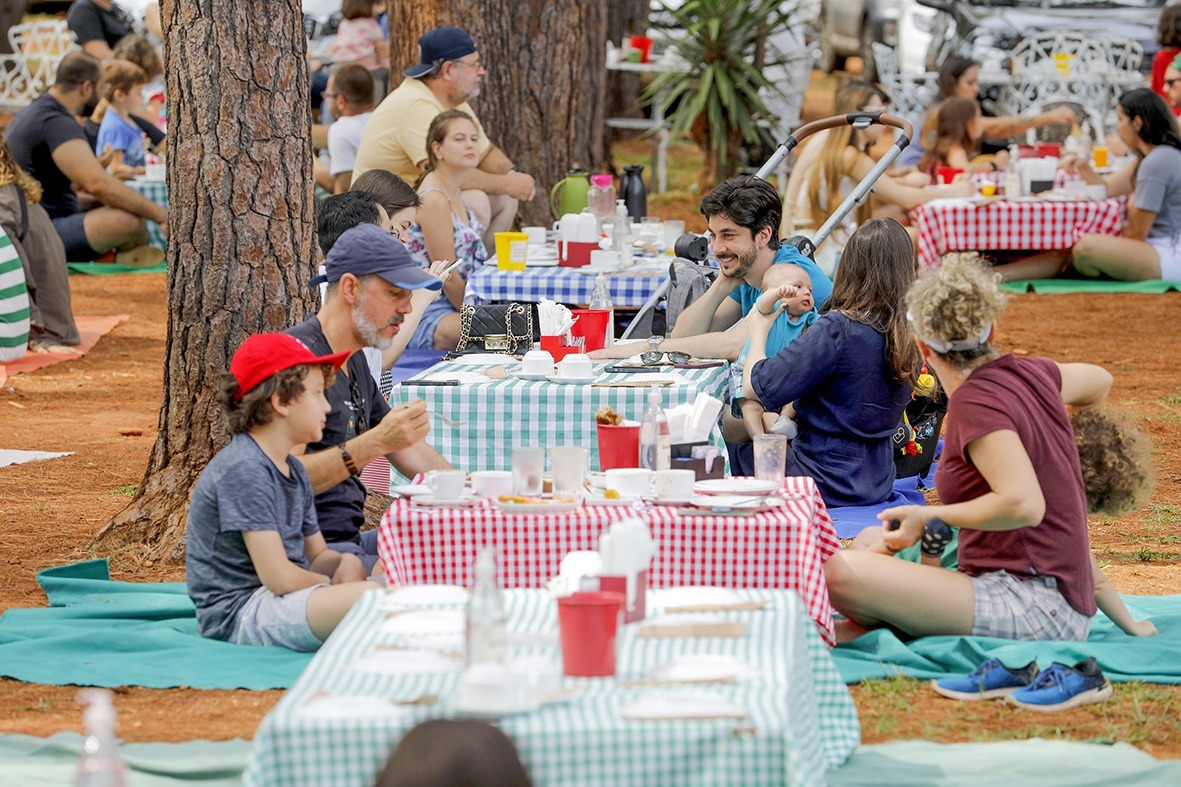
[622,164,647,222]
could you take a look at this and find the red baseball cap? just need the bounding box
[229,333,350,401]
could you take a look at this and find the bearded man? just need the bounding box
[286,224,450,570]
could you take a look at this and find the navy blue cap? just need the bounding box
[404,26,477,78]
[311,224,442,291]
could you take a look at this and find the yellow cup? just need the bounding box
[1092,146,1109,168]
[495,231,529,271]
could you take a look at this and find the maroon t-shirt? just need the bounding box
[935,354,1096,617]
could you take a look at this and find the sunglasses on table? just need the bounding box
[639,350,691,365]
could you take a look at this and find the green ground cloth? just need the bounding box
[0,733,249,786]
[0,560,311,689]
[67,262,167,275]
[1002,278,1181,294]
[833,594,1181,685]
[830,739,1181,786]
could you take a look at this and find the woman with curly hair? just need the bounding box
[826,253,1155,641]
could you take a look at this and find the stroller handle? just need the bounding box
[756,112,913,181]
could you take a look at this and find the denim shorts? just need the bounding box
[970,570,1090,641]
[407,298,453,351]
[51,213,101,262]
[231,583,327,652]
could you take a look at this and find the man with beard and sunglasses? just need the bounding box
[287,223,453,571]
[5,52,168,264]
[590,176,830,362]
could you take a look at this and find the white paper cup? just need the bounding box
[652,469,695,500]
[426,470,467,500]
[604,468,653,498]
[470,470,513,498]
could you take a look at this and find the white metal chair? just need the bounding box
[0,21,78,110]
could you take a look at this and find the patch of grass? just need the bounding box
[111,484,137,496]
[1157,393,1181,406]
[14,697,53,712]
[1145,505,1181,526]
[1129,547,1175,563]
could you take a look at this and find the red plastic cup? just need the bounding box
[597,423,640,470]
[1036,143,1061,159]
[557,591,625,677]
[540,335,581,361]
[629,35,654,64]
[936,166,964,185]
[570,309,610,352]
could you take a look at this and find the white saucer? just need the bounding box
[584,494,641,507]
[512,369,553,381]
[382,584,470,609]
[646,496,693,506]
[452,694,542,719]
[390,483,432,497]
[545,373,599,385]
[694,478,782,496]
[411,494,481,507]
[495,499,581,515]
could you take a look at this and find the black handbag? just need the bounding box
[450,302,534,357]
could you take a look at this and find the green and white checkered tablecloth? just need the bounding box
[126,178,167,250]
[388,360,731,477]
[243,589,861,787]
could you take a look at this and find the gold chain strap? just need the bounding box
[455,304,475,352]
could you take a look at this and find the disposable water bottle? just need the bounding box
[612,200,632,265]
[74,689,126,787]
[588,274,615,347]
[465,548,506,667]
[639,384,671,471]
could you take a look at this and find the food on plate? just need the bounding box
[603,489,620,499]
[497,495,579,505]
[595,405,623,426]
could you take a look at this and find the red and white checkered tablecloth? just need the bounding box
[910,196,1125,269]
[376,475,842,645]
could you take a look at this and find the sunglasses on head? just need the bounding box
[639,350,691,366]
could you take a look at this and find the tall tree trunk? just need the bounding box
[387,1,608,225]
[93,0,317,562]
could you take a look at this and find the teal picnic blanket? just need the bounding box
[0,733,249,786]
[67,262,167,275]
[833,594,1181,685]
[1002,278,1181,294]
[0,560,311,689]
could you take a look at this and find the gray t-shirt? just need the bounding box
[1134,144,1181,239]
[186,433,319,641]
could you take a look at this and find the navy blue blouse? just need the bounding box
[749,311,911,507]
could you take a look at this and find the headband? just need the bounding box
[907,311,992,354]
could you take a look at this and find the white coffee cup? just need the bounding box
[521,349,555,376]
[605,468,653,498]
[425,469,467,500]
[555,353,593,379]
[470,470,513,498]
[523,226,547,246]
[589,249,621,269]
[652,469,695,501]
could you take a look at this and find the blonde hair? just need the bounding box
[905,252,1006,365]
[0,137,42,202]
[805,82,885,229]
[99,59,147,102]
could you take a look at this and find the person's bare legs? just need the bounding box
[463,188,519,250]
[306,581,382,642]
[1072,233,1162,281]
[432,311,463,351]
[994,250,1070,282]
[82,207,150,254]
[825,550,975,641]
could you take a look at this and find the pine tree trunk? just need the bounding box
[92,0,317,562]
[387,1,609,225]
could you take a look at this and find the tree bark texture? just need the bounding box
[0,1,24,56]
[93,0,318,562]
[388,1,609,225]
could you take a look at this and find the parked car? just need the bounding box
[815,0,901,81]
[906,0,1165,76]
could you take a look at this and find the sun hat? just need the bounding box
[404,26,477,79]
[309,224,443,291]
[229,333,349,401]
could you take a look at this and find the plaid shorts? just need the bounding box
[970,570,1091,641]
[231,583,327,652]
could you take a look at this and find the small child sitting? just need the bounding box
[727,261,818,441]
[918,97,1009,180]
[95,59,150,175]
[186,333,381,651]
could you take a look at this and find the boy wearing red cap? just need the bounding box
[186,333,381,651]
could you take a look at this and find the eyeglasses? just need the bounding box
[639,350,691,366]
[346,375,369,440]
[451,57,482,71]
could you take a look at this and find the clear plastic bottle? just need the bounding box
[74,689,126,787]
[612,199,632,264]
[588,274,615,347]
[639,384,671,471]
[587,174,616,230]
[465,548,507,667]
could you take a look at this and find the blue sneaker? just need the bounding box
[1006,658,1113,712]
[931,658,1039,700]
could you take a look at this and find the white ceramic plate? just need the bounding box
[545,373,600,385]
[495,499,582,515]
[382,584,470,609]
[512,369,553,381]
[452,694,542,719]
[620,692,747,721]
[390,483,432,498]
[651,586,745,610]
[352,649,464,675]
[693,478,782,496]
[380,609,465,638]
[686,495,785,514]
[584,494,640,507]
[645,654,758,683]
[411,494,481,508]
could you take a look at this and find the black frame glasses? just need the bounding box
[640,350,691,366]
[347,376,370,438]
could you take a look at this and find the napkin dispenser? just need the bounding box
[558,240,597,267]
[598,571,648,624]
[596,519,653,624]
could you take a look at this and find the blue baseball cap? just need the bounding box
[310,224,442,291]
[404,26,477,78]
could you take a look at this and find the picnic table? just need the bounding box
[387,358,731,477]
[242,588,861,787]
[465,260,670,309]
[126,177,168,250]
[910,195,1125,269]
[377,476,842,645]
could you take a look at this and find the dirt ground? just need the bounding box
[0,271,1178,754]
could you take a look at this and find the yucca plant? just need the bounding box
[646,0,798,182]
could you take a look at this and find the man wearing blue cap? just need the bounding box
[351,25,534,248]
[287,223,452,570]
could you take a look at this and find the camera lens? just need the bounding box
[673,233,709,262]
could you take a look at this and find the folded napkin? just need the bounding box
[620,692,748,721]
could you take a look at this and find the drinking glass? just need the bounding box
[752,434,787,483]
[511,447,546,496]
[551,446,588,495]
[662,220,685,251]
